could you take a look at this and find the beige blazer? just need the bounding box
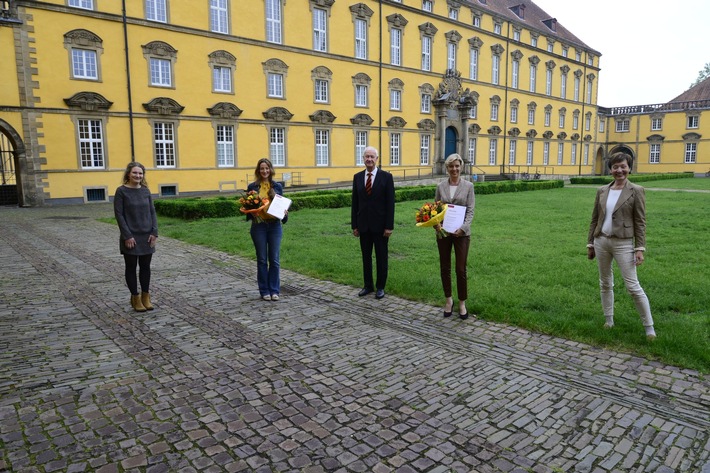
[435,178,476,236]
[587,180,646,249]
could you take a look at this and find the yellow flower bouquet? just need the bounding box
[415,201,448,239]
[239,191,270,223]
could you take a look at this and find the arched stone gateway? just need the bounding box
[432,69,478,175]
[0,119,30,207]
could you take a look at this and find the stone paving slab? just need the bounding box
[0,203,708,473]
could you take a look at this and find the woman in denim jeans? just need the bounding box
[246,158,287,301]
[587,152,656,341]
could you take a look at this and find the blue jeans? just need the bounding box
[250,220,282,297]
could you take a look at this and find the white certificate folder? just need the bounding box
[266,194,292,220]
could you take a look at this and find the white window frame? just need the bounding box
[492,54,500,85]
[355,84,368,107]
[545,69,552,96]
[494,23,502,34]
[390,133,401,165]
[212,66,232,93]
[69,0,93,9]
[508,139,517,165]
[488,138,497,165]
[544,109,551,127]
[421,35,432,71]
[585,113,591,131]
[210,0,229,34]
[149,58,172,87]
[355,18,367,60]
[77,118,104,169]
[422,0,433,12]
[574,76,580,101]
[559,113,565,128]
[560,72,567,99]
[543,142,550,165]
[616,119,630,133]
[570,143,577,165]
[528,108,535,125]
[216,124,235,167]
[420,134,431,165]
[447,42,457,70]
[355,130,368,166]
[557,143,564,165]
[684,142,697,163]
[468,137,477,165]
[651,117,662,131]
[529,64,537,92]
[269,127,286,166]
[511,59,519,89]
[390,28,402,66]
[526,141,533,165]
[573,113,579,130]
[315,129,329,166]
[687,116,699,129]
[469,48,479,80]
[266,0,282,44]
[314,79,329,103]
[71,49,98,80]
[267,72,284,98]
[153,121,176,168]
[583,143,589,165]
[421,93,431,113]
[491,103,499,121]
[586,78,593,103]
[473,15,481,28]
[146,0,167,23]
[649,143,660,164]
[390,89,402,111]
[313,7,328,52]
[448,7,458,20]
[510,104,518,123]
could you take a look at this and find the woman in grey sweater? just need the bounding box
[114,162,158,312]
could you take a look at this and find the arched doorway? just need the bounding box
[0,119,26,207]
[445,126,458,159]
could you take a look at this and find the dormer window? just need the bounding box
[542,18,557,32]
[510,3,525,19]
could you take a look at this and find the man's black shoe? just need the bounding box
[375,289,385,299]
[358,288,374,297]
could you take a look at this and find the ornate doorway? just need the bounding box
[445,126,458,159]
[0,131,18,206]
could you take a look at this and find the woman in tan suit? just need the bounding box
[587,152,656,340]
[434,154,476,319]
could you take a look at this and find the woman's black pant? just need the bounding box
[123,254,152,295]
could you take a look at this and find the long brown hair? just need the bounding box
[122,162,149,188]
[253,158,276,198]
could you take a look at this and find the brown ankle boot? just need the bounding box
[141,292,154,310]
[131,294,147,312]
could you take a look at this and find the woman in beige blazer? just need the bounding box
[587,152,656,340]
[434,154,476,320]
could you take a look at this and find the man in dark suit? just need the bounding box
[351,146,395,299]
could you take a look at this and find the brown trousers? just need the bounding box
[436,235,470,301]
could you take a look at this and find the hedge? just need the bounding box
[155,179,565,220]
[569,172,694,185]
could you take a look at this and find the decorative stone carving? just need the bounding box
[262,58,288,73]
[490,43,505,55]
[508,127,521,137]
[309,110,336,124]
[526,129,537,138]
[419,22,438,36]
[445,30,462,43]
[208,50,236,65]
[417,119,436,131]
[510,49,523,60]
[207,102,242,119]
[350,113,374,126]
[487,125,501,135]
[468,36,483,49]
[646,134,665,141]
[682,132,701,140]
[543,131,554,139]
[142,41,177,58]
[584,134,593,142]
[142,97,184,115]
[557,132,567,140]
[64,29,102,47]
[263,107,293,122]
[310,0,335,8]
[311,66,333,80]
[570,133,580,140]
[433,69,477,108]
[352,72,372,84]
[469,123,481,134]
[546,60,556,70]
[560,65,570,74]
[529,55,540,65]
[349,3,374,18]
[386,13,408,28]
[386,117,406,128]
[64,92,113,111]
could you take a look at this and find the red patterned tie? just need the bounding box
[365,172,372,196]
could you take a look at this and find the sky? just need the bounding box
[531,0,710,107]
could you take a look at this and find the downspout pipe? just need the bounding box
[122,0,135,160]
[378,0,383,169]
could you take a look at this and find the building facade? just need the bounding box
[1,0,696,207]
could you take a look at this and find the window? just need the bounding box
[421,35,432,71]
[585,113,591,131]
[146,0,167,22]
[531,36,538,47]
[545,69,552,96]
[448,7,458,20]
[616,119,630,133]
[85,188,107,202]
[470,48,479,80]
[77,119,104,168]
[513,29,520,41]
[511,56,520,89]
[492,53,500,85]
[315,129,329,166]
[570,143,577,165]
[150,58,172,87]
[269,127,285,166]
[684,142,697,163]
[560,71,567,98]
[420,135,431,165]
[544,108,551,127]
[355,18,367,59]
[390,133,401,165]
[488,138,497,165]
[469,104,477,119]
[547,41,553,53]
[69,0,93,9]
[651,117,662,131]
[586,77,593,103]
[355,130,368,165]
[543,142,549,165]
[687,115,699,129]
[573,111,579,130]
[422,0,433,12]
[491,103,499,121]
[599,119,605,133]
[526,141,533,165]
[390,28,402,66]
[447,42,457,70]
[468,137,477,165]
[650,143,660,164]
[216,124,234,167]
[587,55,593,66]
[313,8,327,52]
[72,49,98,80]
[574,75,580,101]
[562,47,568,58]
[529,64,537,92]
[575,50,581,61]
[390,89,402,111]
[557,143,563,165]
[528,107,535,125]
[421,93,431,113]
[210,0,229,34]
[472,14,481,28]
[493,22,501,34]
[510,102,518,123]
[584,143,589,165]
[213,66,232,93]
[153,122,175,168]
[314,79,328,103]
[266,0,282,44]
[355,84,368,107]
[268,73,284,98]
[558,111,565,128]
[508,139,516,165]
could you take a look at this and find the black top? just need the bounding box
[114,185,158,255]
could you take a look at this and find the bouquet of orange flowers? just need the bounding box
[239,191,270,223]
[415,201,448,239]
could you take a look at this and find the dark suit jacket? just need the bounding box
[587,180,646,249]
[351,168,395,234]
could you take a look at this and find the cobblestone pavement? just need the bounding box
[1,204,708,473]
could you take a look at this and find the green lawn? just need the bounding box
[157,182,710,373]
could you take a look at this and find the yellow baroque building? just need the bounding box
[0,0,704,206]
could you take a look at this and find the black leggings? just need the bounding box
[123,254,152,295]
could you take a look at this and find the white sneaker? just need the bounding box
[262,295,271,301]
[271,294,279,301]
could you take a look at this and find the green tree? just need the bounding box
[690,62,710,87]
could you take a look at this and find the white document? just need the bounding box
[442,204,465,233]
[266,194,292,220]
